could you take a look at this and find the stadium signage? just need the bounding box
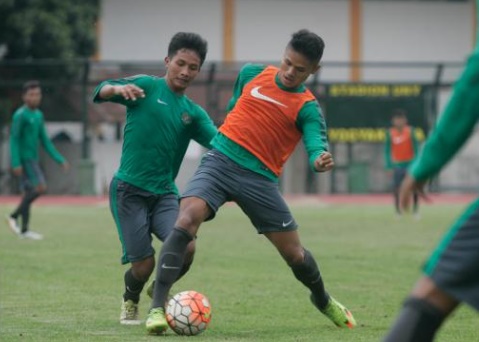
[321,84,429,143]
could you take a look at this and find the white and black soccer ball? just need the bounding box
[166,290,212,336]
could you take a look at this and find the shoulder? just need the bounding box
[302,100,322,115]
[13,106,25,116]
[123,74,157,88]
[123,74,155,81]
[239,63,267,78]
[12,107,27,121]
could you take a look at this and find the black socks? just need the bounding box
[383,297,445,342]
[152,227,194,308]
[11,190,41,233]
[291,249,330,310]
[123,268,146,303]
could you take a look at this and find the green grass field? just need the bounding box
[0,201,477,341]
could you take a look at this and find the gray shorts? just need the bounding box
[393,166,407,190]
[109,177,179,265]
[181,150,298,234]
[21,160,46,191]
[423,197,479,310]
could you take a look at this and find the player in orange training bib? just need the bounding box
[147,29,357,333]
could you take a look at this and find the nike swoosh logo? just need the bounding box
[161,263,179,270]
[157,99,168,105]
[282,219,294,227]
[250,86,287,107]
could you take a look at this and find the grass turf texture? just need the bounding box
[0,201,477,341]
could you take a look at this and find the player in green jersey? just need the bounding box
[6,80,69,240]
[92,32,217,325]
[384,4,479,340]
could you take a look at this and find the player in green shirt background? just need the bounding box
[6,80,69,240]
[92,32,217,325]
[384,2,479,340]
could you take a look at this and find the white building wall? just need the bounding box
[100,0,223,61]
[95,0,478,194]
[100,0,474,65]
[235,0,350,62]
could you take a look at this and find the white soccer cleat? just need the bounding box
[120,299,141,325]
[21,231,44,240]
[5,215,21,235]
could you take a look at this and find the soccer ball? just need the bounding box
[166,290,212,336]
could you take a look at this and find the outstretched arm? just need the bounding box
[97,84,145,101]
[92,75,152,105]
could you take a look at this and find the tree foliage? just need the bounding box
[0,0,99,60]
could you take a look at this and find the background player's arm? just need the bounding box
[297,101,332,172]
[410,86,479,182]
[9,112,22,175]
[384,130,393,169]
[92,75,152,106]
[192,107,218,149]
[39,115,67,167]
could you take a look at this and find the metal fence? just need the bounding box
[0,59,474,195]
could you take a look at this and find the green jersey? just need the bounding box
[10,105,65,168]
[211,63,328,181]
[92,75,217,195]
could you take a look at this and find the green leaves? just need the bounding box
[0,0,99,60]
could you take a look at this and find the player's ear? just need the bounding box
[164,56,170,67]
[311,64,321,75]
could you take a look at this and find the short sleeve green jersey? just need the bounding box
[92,75,217,195]
[10,105,65,168]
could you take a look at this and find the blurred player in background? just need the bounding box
[384,3,479,339]
[145,29,356,334]
[384,109,419,218]
[6,80,69,240]
[92,32,217,325]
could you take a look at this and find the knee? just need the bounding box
[131,257,155,282]
[176,199,209,232]
[176,211,198,232]
[283,247,305,266]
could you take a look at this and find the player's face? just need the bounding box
[165,48,202,94]
[392,116,407,129]
[23,87,42,109]
[278,47,320,89]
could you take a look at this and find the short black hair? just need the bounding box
[168,32,208,66]
[392,108,407,118]
[287,29,325,64]
[23,80,41,94]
